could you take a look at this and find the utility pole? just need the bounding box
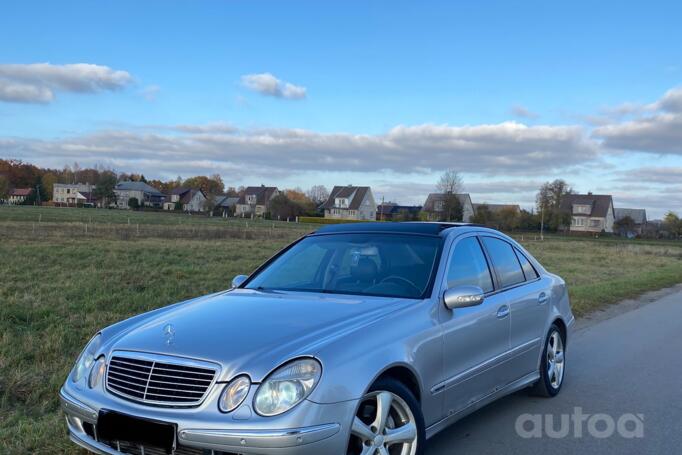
[540,204,544,241]
[380,196,385,221]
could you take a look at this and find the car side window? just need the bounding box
[515,248,539,280]
[481,237,525,288]
[446,237,494,293]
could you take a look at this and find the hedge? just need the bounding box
[298,216,381,225]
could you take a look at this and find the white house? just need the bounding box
[235,186,279,217]
[163,188,207,212]
[320,186,377,221]
[8,188,32,205]
[560,194,615,233]
[53,183,96,206]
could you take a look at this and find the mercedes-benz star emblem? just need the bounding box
[163,323,176,345]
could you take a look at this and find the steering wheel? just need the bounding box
[378,275,422,296]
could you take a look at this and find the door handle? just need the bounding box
[538,292,549,305]
[496,305,510,319]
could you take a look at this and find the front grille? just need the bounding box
[106,354,217,406]
[101,440,204,455]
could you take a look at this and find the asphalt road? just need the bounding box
[426,288,682,454]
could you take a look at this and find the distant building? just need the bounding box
[8,188,32,205]
[321,186,377,221]
[53,183,97,206]
[422,193,475,222]
[163,187,207,212]
[235,186,279,217]
[614,208,647,237]
[376,203,422,221]
[214,195,239,217]
[560,194,615,233]
[114,181,165,209]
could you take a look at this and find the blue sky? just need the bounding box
[1,0,681,217]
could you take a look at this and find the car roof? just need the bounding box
[313,222,481,236]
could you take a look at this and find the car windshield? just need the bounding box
[245,233,442,299]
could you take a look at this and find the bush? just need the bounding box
[298,216,379,225]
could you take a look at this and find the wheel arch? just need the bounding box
[368,363,423,403]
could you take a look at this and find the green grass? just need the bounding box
[0,206,680,453]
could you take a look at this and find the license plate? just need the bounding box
[98,410,177,453]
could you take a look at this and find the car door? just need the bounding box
[437,235,512,416]
[480,237,550,379]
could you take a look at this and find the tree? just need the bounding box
[436,169,464,221]
[471,204,494,225]
[128,197,140,210]
[306,185,330,205]
[93,172,117,207]
[269,194,305,220]
[182,174,224,196]
[203,193,217,214]
[0,174,9,201]
[496,207,521,231]
[663,211,681,239]
[536,179,573,231]
[614,215,636,237]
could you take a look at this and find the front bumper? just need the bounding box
[60,384,355,455]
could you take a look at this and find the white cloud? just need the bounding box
[0,121,597,179]
[0,63,133,104]
[593,86,682,154]
[140,85,160,102]
[241,73,306,100]
[510,105,539,119]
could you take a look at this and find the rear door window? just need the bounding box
[514,248,539,281]
[481,237,525,288]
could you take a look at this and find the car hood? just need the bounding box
[107,289,412,382]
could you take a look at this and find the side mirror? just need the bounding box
[231,274,248,288]
[443,285,485,310]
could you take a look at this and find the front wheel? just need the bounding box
[347,378,425,455]
[531,323,566,397]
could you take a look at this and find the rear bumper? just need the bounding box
[60,386,352,454]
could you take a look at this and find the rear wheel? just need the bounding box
[531,323,566,397]
[347,378,424,455]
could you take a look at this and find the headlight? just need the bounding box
[89,357,106,389]
[254,358,322,416]
[219,376,251,413]
[71,334,102,383]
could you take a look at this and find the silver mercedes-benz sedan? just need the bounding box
[61,222,574,455]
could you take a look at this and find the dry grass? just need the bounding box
[1,206,680,453]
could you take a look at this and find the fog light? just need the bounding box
[89,357,106,389]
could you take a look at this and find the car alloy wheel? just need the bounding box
[547,329,565,389]
[349,390,418,455]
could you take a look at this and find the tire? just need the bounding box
[531,323,566,397]
[347,377,425,455]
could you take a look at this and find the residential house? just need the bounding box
[214,195,239,217]
[376,203,422,221]
[53,183,97,206]
[163,187,207,212]
[560,194,615,233]
[472,203,521,215]
[235,186,279,217]
[8,188,32,205]
[321,186,377,221]
[422,193,475,222]
[114,181,165,209]
[614,208,647,238]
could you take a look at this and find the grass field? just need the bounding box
[1,206,681,453]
